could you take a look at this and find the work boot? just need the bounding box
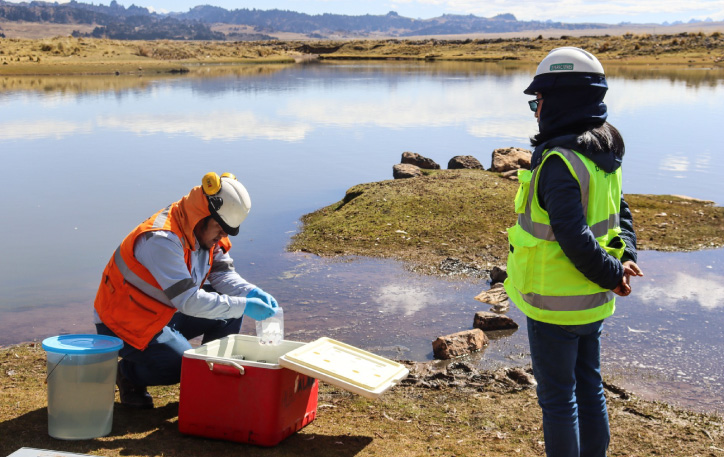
[116,369,154,409]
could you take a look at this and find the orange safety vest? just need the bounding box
[94,186,232,350]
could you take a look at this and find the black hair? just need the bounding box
[532,121,625,158]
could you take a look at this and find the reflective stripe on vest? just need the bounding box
[152,206,171,229]
[94,188,233,350]
[520,290,615,312]
[518,208,620,241]
[504,147,624,325]
[113,247,173,306]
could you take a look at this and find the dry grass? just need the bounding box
[0,36,298,75]
[1,343,723,457]
[0,31,722,76]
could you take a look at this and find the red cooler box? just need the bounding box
[178,335,319,447]
[179,335,409,446]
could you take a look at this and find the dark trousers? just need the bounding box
[96,313,242,386]
[527,317,610,457]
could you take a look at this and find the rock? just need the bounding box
[490,147,532,172]
[474,283,509,306]
[393,163,423,179]
[490,266,507,284]
[501,169,519,181]
[473,310,518,331]
[448,155,483,170]
[401,151,440,169]
[505,367,536,386]
[432,329,488,360]
[439,257,484,276]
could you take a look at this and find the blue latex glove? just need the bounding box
[243,297,277,321]
[246,287,278,309]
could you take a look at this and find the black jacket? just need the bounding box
[531,127,637,291]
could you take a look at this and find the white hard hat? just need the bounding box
[525,47,605,95]
[535,47,604,76]
[203,172,251,236]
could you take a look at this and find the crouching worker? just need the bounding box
[94,172,278,408]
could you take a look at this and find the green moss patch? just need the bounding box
[289,170,517,276]
[289,170,724,276]
[626,194,724,251]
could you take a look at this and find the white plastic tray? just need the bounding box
[279,337,409,399]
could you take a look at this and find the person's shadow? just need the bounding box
[0,402,372,457]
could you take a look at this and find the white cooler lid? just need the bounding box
[279,337,409,399]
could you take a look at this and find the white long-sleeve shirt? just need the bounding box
[94,231,255,324]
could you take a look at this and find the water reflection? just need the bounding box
[606,65,724,88]
[98,112,311,142]
[1,61,723,415]
[0,119,92,140]
[0,65,289,96]
[377,284,436,316]
[639,272,724,310]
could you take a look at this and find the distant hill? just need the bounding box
[0,0,710,41]
[0,0,228,39]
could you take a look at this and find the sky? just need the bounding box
[62,0,724,25]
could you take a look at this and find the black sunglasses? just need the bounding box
[528,98,543,112]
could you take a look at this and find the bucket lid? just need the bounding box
[42,334,124,355]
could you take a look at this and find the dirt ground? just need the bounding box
[1,343,723,457]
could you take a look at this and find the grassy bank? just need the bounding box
[288,170,724,276]
[1,32,723,75]
[1,342,723,457]
[0,37,297,75]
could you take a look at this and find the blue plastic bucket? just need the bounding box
[42,334,123,440]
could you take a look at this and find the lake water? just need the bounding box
[0,61,722,414]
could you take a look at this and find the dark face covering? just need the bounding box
[526,72,609,138]
[525,72,614,169]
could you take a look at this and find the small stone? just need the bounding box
[490,266,507,284]
[393,163,422,179]
[401,151,440,169]
[505,367,536,386]
[448,155,483,170]
[473,311,518,331]
[432,329,488,360]
[490,147,532,172]
[501,169,519,181]
[474,284,509,306]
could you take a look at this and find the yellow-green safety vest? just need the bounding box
[503,147,626,325]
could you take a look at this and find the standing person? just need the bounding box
[503,47,644,457]
[94,172,279,409]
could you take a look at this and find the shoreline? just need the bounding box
[0,32,722,76]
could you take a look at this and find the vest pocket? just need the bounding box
[506,224,538,292]
[128,293,161,315]
[514,169,532,214]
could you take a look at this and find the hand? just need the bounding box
[243,297,278,321]
[613,261,644,297]
[246,287,278,308]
